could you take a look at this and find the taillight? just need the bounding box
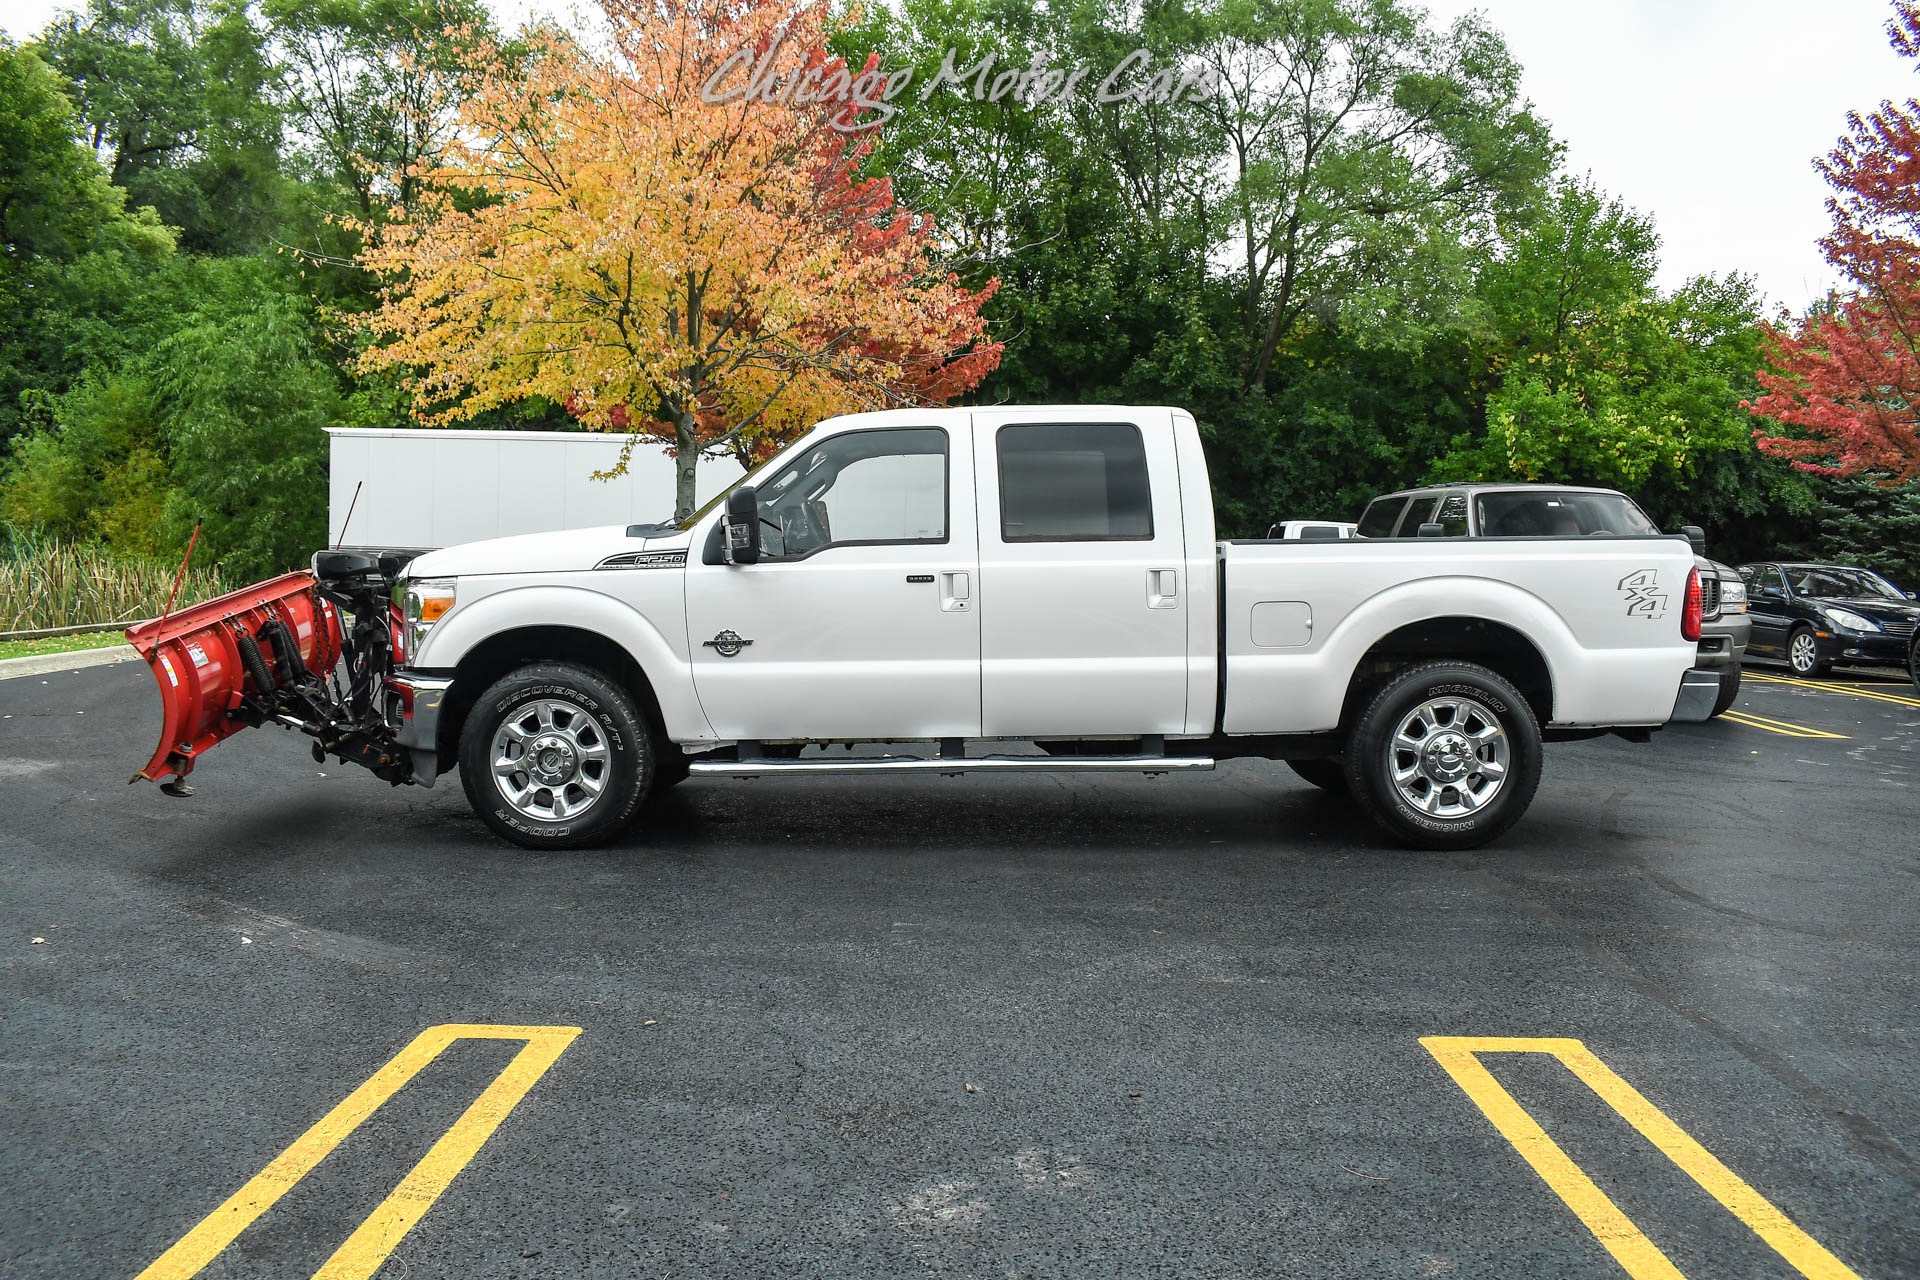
[1682,566,1703,642]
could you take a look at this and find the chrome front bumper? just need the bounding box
[389,671,454,786]
[1668,667,1723,723]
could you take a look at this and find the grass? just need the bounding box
[0,629,128,661]
[0,536,233,633]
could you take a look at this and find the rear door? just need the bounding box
[972,409,1189,737]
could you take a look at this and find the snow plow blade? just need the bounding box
[125,571,345,788]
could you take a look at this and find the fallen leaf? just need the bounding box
[964,1082,976,1094]
[644,1019,657,1026]
[31,937,46,944]
[241,936,253,944]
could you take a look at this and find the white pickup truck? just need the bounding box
[129,406,1718,851]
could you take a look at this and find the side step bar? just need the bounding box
[688,754,1216,778]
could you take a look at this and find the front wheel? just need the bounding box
[1787,626,1827,677]
[459,662,653,849]
[1710,663,1741,717]
[1343,662,1543,850]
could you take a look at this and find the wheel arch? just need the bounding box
[439,626,670,764]
[1337,617,1554,731]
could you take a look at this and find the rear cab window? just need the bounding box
[1356,496,1409,538]
[1395,495,1440,535]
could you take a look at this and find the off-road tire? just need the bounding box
[1286,758,1350,796]
[459,662,652,849]
[1710,663,1741,717]
[1343,661,1543,851]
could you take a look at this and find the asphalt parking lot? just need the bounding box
[2,659,1916,1279]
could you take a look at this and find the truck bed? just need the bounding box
[1218,536,1700,734]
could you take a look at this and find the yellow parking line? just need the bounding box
[136,1023,580,1280]
[1423,1037,1861,1280]
[1718,709,1850,739]
[1745,672,1920,710]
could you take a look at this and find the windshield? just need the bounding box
[1784,566,1905,601]
[1475,491,1660,537]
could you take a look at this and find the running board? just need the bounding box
[688,754,1215,778]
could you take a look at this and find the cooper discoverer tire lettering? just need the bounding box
[458,662,653,849]
[1341,661,1543,850]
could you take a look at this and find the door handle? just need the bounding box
[1148,568,1179,609]
[940,570,971,612]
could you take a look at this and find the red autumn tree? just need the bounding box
[355,0,1001,519]
[1748,1,1920,484]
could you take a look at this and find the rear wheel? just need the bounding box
[1343,662,1542,851]
[1909,636,1919,694]
[459,662,652,849]
[1286,758,1350,796]
[1787,626,1827,677]
[1710,663,1741,717]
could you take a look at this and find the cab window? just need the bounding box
[1397,495,1440,534]
[1356,496,1409,538]
[752,427,948,560]
[996,423,1153,541]
[1437,493,1469,537]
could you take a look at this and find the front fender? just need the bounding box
[414,581,715,744]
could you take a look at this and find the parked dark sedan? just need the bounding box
[1737,562,1919,676]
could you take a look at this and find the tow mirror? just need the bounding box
[722,486,760,565]
[1680,524,1707,556]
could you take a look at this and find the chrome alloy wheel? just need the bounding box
[1388,694,1510,819]
[1789,631,1819,675]
[490,698,610,822]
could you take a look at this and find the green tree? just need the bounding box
[41,0,286,253]
[0,38,175,447]
[264,0,491,221]
[1431,179,1764,495]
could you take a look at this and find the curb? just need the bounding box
[0,644,141,681]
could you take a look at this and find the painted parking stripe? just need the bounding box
[1745,672,1920,710]
[1422,1037,1861,1280]
[1718,709,1850,739]
[137,1023,580,1280]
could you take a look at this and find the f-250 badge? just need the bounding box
[1617,569,1668,619]
[702,629,753,658]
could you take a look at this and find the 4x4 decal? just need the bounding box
[1618,569,1668,619]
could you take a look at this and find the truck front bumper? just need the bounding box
[1669,667,1723,723]
[1695,612,1751,669]
[388,670,454,786]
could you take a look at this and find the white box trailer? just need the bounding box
[326,426,744,550]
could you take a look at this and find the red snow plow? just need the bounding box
[126,551,417,796]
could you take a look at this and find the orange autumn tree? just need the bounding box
[354,0,1001,519]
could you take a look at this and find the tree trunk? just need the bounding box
[673,409,698,523]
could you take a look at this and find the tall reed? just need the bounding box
[0,535,235,633]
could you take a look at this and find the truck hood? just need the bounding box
[405,524,692,578]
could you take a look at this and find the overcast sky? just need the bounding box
[3,0,1915,313]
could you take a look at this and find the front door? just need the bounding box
[685,420,981,741]
[972,412,1190,737]
[1746,564,1789,655]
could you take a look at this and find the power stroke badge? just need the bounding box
[702,629,753,657]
